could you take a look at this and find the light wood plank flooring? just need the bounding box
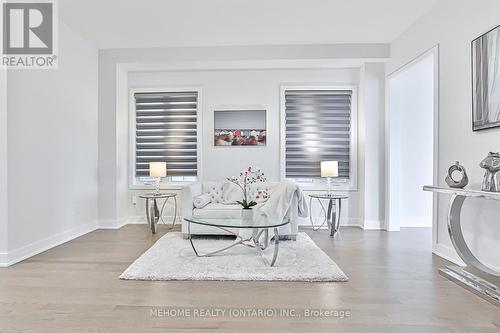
[0,225,499,332]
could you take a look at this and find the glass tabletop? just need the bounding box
[309,194,348,199]
[184,214,290,229]
[139,192,177,199]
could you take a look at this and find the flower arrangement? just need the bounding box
[228,166,268,209]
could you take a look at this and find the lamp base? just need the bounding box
[154,177,161,195]
[326,177,333,196]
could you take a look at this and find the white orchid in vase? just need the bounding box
[228,166,268,209]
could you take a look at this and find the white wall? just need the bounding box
[359,63,386,229]
[388,53,434,228]
[130,69,358,180]
[125,68,365,225]
[0,68,7,262]
[4,21,98,265]
[214,110,266,129]
[390,0,500,268]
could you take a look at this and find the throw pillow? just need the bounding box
[208,184,223,203]
[222,181,243,204]
[193,193,211,208]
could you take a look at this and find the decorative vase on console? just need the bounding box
[227,166,268,221]
[445,161,468,189]
[480,152,500,192]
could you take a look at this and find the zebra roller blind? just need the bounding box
[134,91,198,177]
[285,89,352,179]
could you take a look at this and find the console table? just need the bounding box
[423,185,500,306]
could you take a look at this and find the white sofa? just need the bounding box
[181,181,299,239]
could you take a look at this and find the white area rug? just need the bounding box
[120,232,348,282]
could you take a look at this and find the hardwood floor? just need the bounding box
[0,225,498,332]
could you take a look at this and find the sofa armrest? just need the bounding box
[181,182,203,220]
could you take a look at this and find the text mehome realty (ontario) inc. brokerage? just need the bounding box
[150,307,352,320]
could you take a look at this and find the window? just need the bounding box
[132,90,198,184]
[283,88,355,184]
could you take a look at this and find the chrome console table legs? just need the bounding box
[442,194,500,305]
[423,186,500,306]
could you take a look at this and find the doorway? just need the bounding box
[387,47,438,231]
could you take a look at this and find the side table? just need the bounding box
[139,193,177,234]
[308,194,348,237]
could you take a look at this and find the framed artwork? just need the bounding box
[472,24,500,131]
[214,110,266,146]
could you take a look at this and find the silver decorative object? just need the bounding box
[445,161,469,188]
[480,152,500,192]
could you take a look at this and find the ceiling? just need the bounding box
[59,0,437,49]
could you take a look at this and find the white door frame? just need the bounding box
[385,45,440,233]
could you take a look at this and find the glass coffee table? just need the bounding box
[184,215,289,267]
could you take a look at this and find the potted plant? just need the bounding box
[227,166,268,219]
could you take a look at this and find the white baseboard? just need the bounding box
[126,216,147,224]
[0,252,7,266]
[125,215,180,225]
[0,215,377,267]
[98,218,129,229]
[0,221,98,267]
[345,219,386,230]
[433,242,500,273]
[363,219,384,230]
[433,242,463,266]
[98,219,119,229]
[340,217,362,228]
[299,218,380,230]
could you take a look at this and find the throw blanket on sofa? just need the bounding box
[259,181,308,221]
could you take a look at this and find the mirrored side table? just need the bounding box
[308,194,348,237]
[139,193,177,234]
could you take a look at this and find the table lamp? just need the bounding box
[321,161,338,196]
[149,162,167,194]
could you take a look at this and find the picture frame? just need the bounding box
[213,110,267,146]
[472,24,500,131]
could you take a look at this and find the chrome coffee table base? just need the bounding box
[188,223,280,266]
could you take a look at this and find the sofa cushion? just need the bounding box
[192,203,242,219]
[207,184,224,203]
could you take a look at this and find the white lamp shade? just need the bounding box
[321,161,339,178]
[149,162,167,178]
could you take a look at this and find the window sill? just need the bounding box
[129,182,196,191]
[292,182,358,192]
